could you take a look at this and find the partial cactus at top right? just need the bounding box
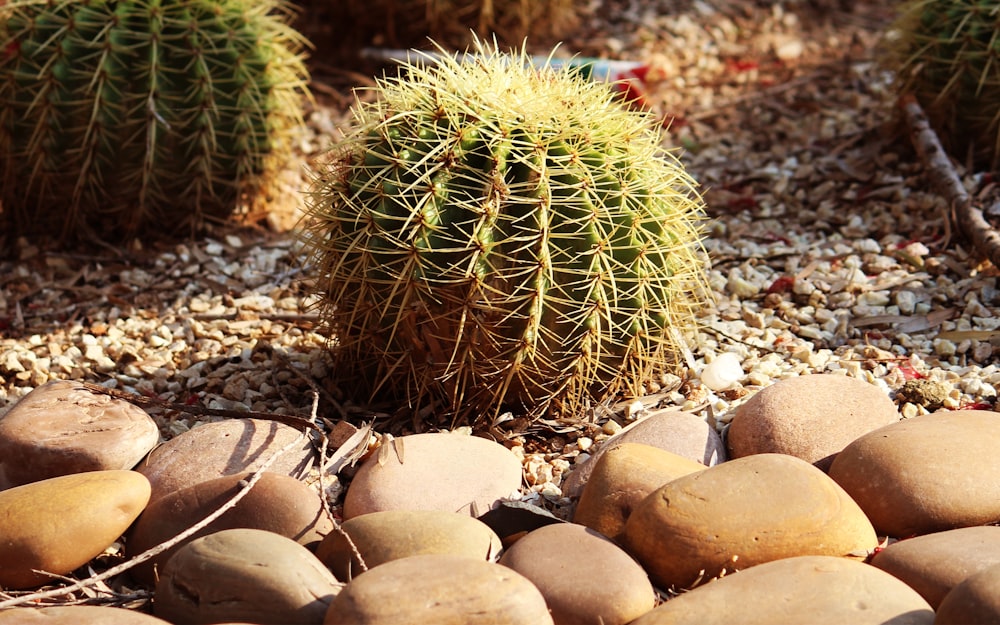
[887,0,1000,170]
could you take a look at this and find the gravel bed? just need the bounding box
[2,0,999,520]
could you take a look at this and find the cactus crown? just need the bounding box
[0,0,309,243]
[302,39,708,425]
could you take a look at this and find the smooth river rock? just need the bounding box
[828,410,1000,537]
[726,373,899,470]
[0,470,150,589]
[499,523,655,625]
[342,433,522,519]
[0,605,171,624]
[137,418,315,502]
[563,410,724,498]
[935,562,1000,625]
[0,379,160,489]
[324,554,553,624]
[315,509,501,581]
[629,555,935,625]
[154,528,341,625]
[870,525,1000,608]
[622,453,878,590]
[128,471,333,585]
[573,443,706,541]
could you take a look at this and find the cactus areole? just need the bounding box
[303,41,708,424]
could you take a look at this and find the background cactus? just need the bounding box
[301,40,708,425]
[0,0,309,243]
[887,0,1000,170]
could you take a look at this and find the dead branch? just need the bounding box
[900,93,1000,268]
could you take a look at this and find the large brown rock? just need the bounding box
[0,380,159,489]
[342,433,521,519]
[727,374,899,470]
[325,554,553,624]
[315,509,501,581]
[629,555,934,625]
[870,525,1000,608]
[137,418,315,502]
[0,470,150,589]
[573,443,705,541]
[828,410,1000,537]
[935,562,1000,625]
[128,471,333,585]
[499,523,655,625]
[622,453,878,590]
[154,528,341,625]
[0,606,170,624]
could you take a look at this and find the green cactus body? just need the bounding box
[0,0,308,241]
[889,0,1000,169]
[303,41,707,423]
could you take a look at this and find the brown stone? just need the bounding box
[727,373,899,471]
[499,523,655,625]
[342,433,521,519]
[154,528,341,625]
[324,554,552,624]
[0,380,160,489]
[128,471,334,585]
[622,453,878,590]
[629,555,934,625]
[137,418,315,502]
[0,606,171,624]
[935,562,1000,625]
[0,470,150,589]
[573,443,705,541]
[828,410,1000,537]
[315,509,501,581]
[870,526,1000,608]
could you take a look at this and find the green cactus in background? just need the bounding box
[888,0,1000,170]
[301,40,708,425]
[0,0,309,243]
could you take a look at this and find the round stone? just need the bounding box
[324,554,553,624]
[828,410,1000,537]
[0,470,150,589]
[573,443,705,541]
[0,606,171,624]
[128,471,334,585]
[562,409,724,499]
[727,374,899,471]
[935,562,1000,625]
[870,525,1000,608]
[315,509,501,581]
[342,433,521,519]
[137,418,315,502]
[628,555,934,625]
[499,523,655,625]
[154,528,341,625]
[622,453,878,590]
[0,380,160,489]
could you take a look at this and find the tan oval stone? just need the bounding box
[0,605,171,624]
[727,374,899,471]
[0,470,150,589]
[128,471,334,585]
[563,410,723,499]
[342,433,521,519]
[622,453,878,590]
[499,523,655,625]
[828,410,1000,537]
[870,526,1000,608]
[154,528,340,625]
[935,562,1000,625]
[137,418,315,502]
[574,443,706,541]
[0,380,160,489]
[629,555,934,625]
[324,554,552,624]
[315,509,501,581]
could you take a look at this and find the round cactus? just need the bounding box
[888,0,1000,169]
[301,40,708,424]
[0,0,309,242]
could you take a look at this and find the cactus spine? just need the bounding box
[0,0,309,242]
[302,40,708,424]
